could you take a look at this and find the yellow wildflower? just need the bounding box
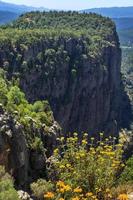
[64,184,71,192]
[66,163,71,168]
[82,140,87,145]
[117,194,128,200]
[80,153,85,158]
[86,192,93,197]
[56,181,71,193]
[44,192,54,199]
[54,148,59,154]
[105,188,110,193]
[59,188,65,193]
[74,187,82,193]
[111,163,116,167]
[56,181,65,187]
[59,165,65,169]
[72,197,80,200]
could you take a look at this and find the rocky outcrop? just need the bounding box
[0,105,60,188]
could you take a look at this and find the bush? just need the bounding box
[45,133,124,199]
[30,179,54,200]
[0,69,8,105]
[0,166,19,200]
[30,137,44,152]
[119,156,133,184]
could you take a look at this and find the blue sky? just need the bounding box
[3,0,133,10]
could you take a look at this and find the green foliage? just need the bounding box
[119,156,133,184]
[7,85,27,107]
[0,69,8,105]
[9,11,115,36]
[30,179,54,200]
[46,134,124,199]
[0,166,19,200]
[0,11,117,69]
[0,70,53,148]
[6,85,52,127]
[30,137,44,152]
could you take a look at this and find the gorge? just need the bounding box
[0,11,132,198]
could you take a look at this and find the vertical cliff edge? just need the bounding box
[0,12,121,136]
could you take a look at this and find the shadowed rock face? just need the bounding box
[17,36,121,137]
[0,34,121,136]
[0,106,28,188]
[0,105,60,188]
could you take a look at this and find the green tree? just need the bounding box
[0,166,19,200]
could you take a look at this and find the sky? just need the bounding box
[3,0,133,10]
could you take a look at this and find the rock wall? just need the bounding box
[0,105,60,188]
[17,36,121,136]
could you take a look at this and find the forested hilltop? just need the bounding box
[0,11,133,200]
[9,11,115,31]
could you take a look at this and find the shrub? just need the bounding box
[111,184,133,200]
[30,179,54,200]
[119,156,133,184]
[30,137,44,152]
[0,166,19,200]
[0,69,8,105]
[45,133,124,199]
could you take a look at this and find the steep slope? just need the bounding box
[0,12,121,136]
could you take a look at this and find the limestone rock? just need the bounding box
[17,190,33,200]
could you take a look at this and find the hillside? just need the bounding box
[0,0,48,13]
[113,17,133,31]
[81,6,133,18]
[108,17,133,46]
[0,11,18,24]
[0,1,49,24]
[9,11,115,31]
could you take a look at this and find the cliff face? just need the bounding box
[0,105,60,188]
[1,38,121,136]
[19,36,121,136]
[0,12,121,136]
